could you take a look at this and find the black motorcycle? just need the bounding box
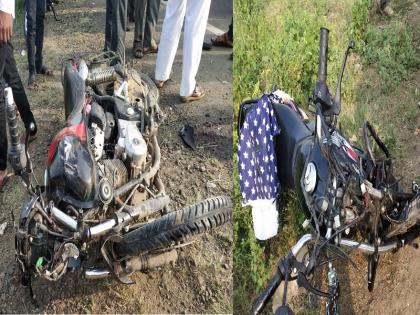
[3,52,231,297]
[238,28,419,314]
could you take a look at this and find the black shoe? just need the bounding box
[203,42,212,51]
[27,73,37,90]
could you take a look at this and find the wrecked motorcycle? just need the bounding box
[238,28,419,314]
[4,52,231,296]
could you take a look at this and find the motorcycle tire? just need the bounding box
[114,196,232,257]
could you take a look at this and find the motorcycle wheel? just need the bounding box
[114,196,232,257]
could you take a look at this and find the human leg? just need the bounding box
[180,0,211,97]
[154,0,186,82]
[25,0,37,85]
[111,0,128,62]
[104,0,113,51]
[3,43,37,134]
[35,0,46,73]
[143,0,160,50]
[0,43,8,173]
[133,0,146,57]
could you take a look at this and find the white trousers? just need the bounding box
[155,0,211,97]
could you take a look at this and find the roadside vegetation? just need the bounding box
[233,0,420,313]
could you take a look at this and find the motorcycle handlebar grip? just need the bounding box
[251,271,283,315]
[318,27,329,83]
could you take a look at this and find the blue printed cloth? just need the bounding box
[238,94,281,203]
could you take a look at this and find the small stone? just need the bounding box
[206,182,217,190]
[0,222,7,235]
[198,275,206,292]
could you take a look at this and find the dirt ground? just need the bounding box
[0,0,233,313]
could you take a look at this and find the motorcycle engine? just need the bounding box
[87,97,148,197]
[115,118,147,177]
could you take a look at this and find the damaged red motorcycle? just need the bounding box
[3,52,231,297]
[238,28,419,315]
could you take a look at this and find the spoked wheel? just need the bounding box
[114,196,232,257]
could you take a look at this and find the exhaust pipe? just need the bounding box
[123,249,178,274]
[87,194,170,239]
[85,268,110,280]
[49,195,170,239]
[84,249,178,280]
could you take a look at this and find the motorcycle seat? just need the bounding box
[63,62,85,125]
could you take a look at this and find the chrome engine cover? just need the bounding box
[116,119,147,169]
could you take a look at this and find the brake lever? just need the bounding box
[297,272,332,298]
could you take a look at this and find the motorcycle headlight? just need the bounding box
[304,162,317,194]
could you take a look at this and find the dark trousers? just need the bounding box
[128,0,135,22]
[25,0,46,75]
[0,42,36,171]
[105,0,128,62]
[133,0,160,49]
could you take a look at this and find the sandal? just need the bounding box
[180,85,205,103]
[211,32,233,48]
[133,46,144,59]
[154,79,168,89]
[37,65,54,76]
[0,169,9,192]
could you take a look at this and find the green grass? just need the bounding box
[363,20,419,90]
[233,0,420,313]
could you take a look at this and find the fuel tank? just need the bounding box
[47,135,98,209]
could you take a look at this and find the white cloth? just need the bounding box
[0,0,15,18]
[248,198,279,240]
[155,0,211,97]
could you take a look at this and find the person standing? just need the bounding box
[0,0,38,190]
[154,0,211,103]
[132,0,160,59]
[25,0,53,89]
[104,0,128,63]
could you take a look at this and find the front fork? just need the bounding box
[3,86,33,187]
